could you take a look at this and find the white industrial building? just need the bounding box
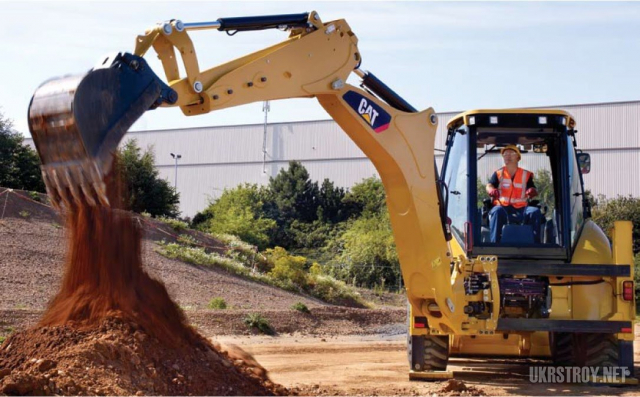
[25,100,640,217]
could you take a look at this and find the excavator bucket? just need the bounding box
[28,52,177,209]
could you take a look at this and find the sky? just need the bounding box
[1,1,640,137]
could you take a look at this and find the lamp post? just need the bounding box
[170,153,182,189]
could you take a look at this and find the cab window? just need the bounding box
[567,137,585,246]
[443,131,469,243]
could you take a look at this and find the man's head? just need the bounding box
[500,145,521,165]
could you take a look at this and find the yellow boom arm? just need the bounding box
[28,12,497,335]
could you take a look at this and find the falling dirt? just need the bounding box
[38,205,196,348]
[0,174,288,395]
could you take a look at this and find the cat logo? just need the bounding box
[358,98,379,126]
[343,91,391,133]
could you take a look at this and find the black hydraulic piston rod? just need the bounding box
[356,70,418,113]
[184,13,311,33]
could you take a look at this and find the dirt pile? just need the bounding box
[0,176,287,395]
[0,317,287,395]
[437,379,486,396]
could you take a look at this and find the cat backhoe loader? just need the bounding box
[28,12,636,382]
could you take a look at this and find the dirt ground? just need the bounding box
[220,333,640,396]
[1,187,640,396]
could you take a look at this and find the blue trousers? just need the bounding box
[489,205,543,243]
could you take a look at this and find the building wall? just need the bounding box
[24,101,640,217]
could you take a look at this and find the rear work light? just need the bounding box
[622,280,634,301]
[414,317,428,328]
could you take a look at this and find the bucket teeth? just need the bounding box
[28,53,170,211]
[42,161,110,210]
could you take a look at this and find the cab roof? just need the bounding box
[446,109,576,130]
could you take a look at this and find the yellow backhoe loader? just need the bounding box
[28,12,636,383]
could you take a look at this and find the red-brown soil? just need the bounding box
[0,317,287,396]
[0,184,293,395]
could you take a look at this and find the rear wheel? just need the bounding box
[550,332,575,366]
[550,332,620,374]
[577,333,619,372]
[423,335,449,371]
[408,334,450,372]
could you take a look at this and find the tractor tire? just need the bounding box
[576,333,619,372]
[551,332,620,374]
[550,332,575,366]
[423,335,449,371]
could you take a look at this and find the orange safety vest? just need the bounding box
[494,167,532,209]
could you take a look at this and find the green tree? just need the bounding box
[265,161,320,248]
[200,184,276,250]
[0,112,45,192]
[534,169,555,215]
[477,177,489,208]
[117,139,180,217]
[317,178,348,223]
[341,176,386,218]
[591,196,640,254]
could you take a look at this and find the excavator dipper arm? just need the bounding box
[28,12,499,336]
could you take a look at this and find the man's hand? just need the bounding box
[526,188,538,198]
[489,189,500,199]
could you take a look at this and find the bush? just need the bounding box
[208,297,227,309]
[28,191,41,202]
[327,211,400,291]
[265,247,308,287]
[244,313,274,335]
[307,274,368,307]
[309,262,323,276]
[291,302,310,313]
[199,184,276,250]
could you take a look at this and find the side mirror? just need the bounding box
[577,152,591,174]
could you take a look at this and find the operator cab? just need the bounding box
[440,110,591,261]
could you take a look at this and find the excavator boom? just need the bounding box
[29,10,465,326]
[29,11,491,359]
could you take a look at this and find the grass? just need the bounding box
[208,297,227,309]
[157,241,254,277]
[156,216,188,231]
[157,241,368,307]
[177,234,199,247]
[291,302,310,313]
[0,326,14,345]
[28,191,41,202]
[244,313,274,335]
